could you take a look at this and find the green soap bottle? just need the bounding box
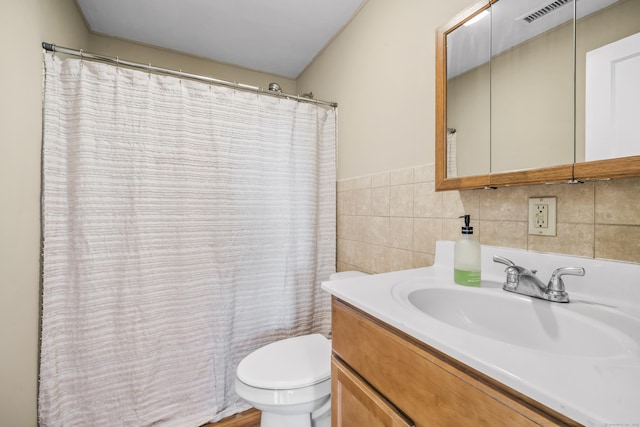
[454,214,481,286]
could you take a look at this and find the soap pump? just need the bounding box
[454,214,481,286]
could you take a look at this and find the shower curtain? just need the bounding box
[39,54,336,426]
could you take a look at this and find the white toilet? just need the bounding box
[234,271,367,427]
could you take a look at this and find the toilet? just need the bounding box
[234,271,368,427]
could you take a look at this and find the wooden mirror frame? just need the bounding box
[435,0,640,192]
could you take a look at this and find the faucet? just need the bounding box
[493,255,585,303]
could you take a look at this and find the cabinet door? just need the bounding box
[332,356,414,427]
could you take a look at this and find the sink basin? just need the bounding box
[403,285,639,358]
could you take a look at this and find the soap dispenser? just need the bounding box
[454,214,481,286]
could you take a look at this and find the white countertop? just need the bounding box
[322,241,640,427]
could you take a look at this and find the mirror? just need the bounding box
[576,0,640,163]
[436,0,640,191]
[444,4,491,179]
[490,0,574,174]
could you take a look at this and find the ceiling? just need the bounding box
[76,0,367,79]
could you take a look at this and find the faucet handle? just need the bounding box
[546,267,585,303]
[548,267,585,291]
[493,255,515,267]
[493,256,520,289]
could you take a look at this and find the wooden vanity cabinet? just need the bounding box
[331,298,581,427]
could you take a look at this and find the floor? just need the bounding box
[202,409,261,427]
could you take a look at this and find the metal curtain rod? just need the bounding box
[41,42,337,108]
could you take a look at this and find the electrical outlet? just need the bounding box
[528,197,556,236]
[534,203,548,228]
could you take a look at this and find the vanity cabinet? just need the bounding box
[331,298,580,427]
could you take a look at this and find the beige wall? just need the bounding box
[0,1,293,425]
[297,0,474,180]
[87,35,296,94]
[1,1,89,425]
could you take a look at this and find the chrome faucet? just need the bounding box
[493,255,585,303]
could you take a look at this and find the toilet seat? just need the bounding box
[236,333,331,390]
[235,375,331,408]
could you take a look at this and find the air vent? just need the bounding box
[520,0,572,23]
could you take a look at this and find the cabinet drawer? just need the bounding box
[332,298,579,427]
[332,356,414,427]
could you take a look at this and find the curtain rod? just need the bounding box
[42,42,337,108]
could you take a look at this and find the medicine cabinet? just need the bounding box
[435,0,640,191]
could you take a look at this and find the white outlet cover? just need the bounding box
[528,197,557,236]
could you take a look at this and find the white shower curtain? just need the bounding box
[39,54,336,426]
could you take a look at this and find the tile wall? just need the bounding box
[336,164,640,273]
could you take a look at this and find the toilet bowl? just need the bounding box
[234,271,367,427]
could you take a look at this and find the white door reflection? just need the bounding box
[586,31,640,161]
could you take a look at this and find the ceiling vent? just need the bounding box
[520,0,572,23]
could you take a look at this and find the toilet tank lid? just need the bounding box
[237,333,331,389]
[329,271,368,280]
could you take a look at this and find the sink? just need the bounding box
[402,285,639,358]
